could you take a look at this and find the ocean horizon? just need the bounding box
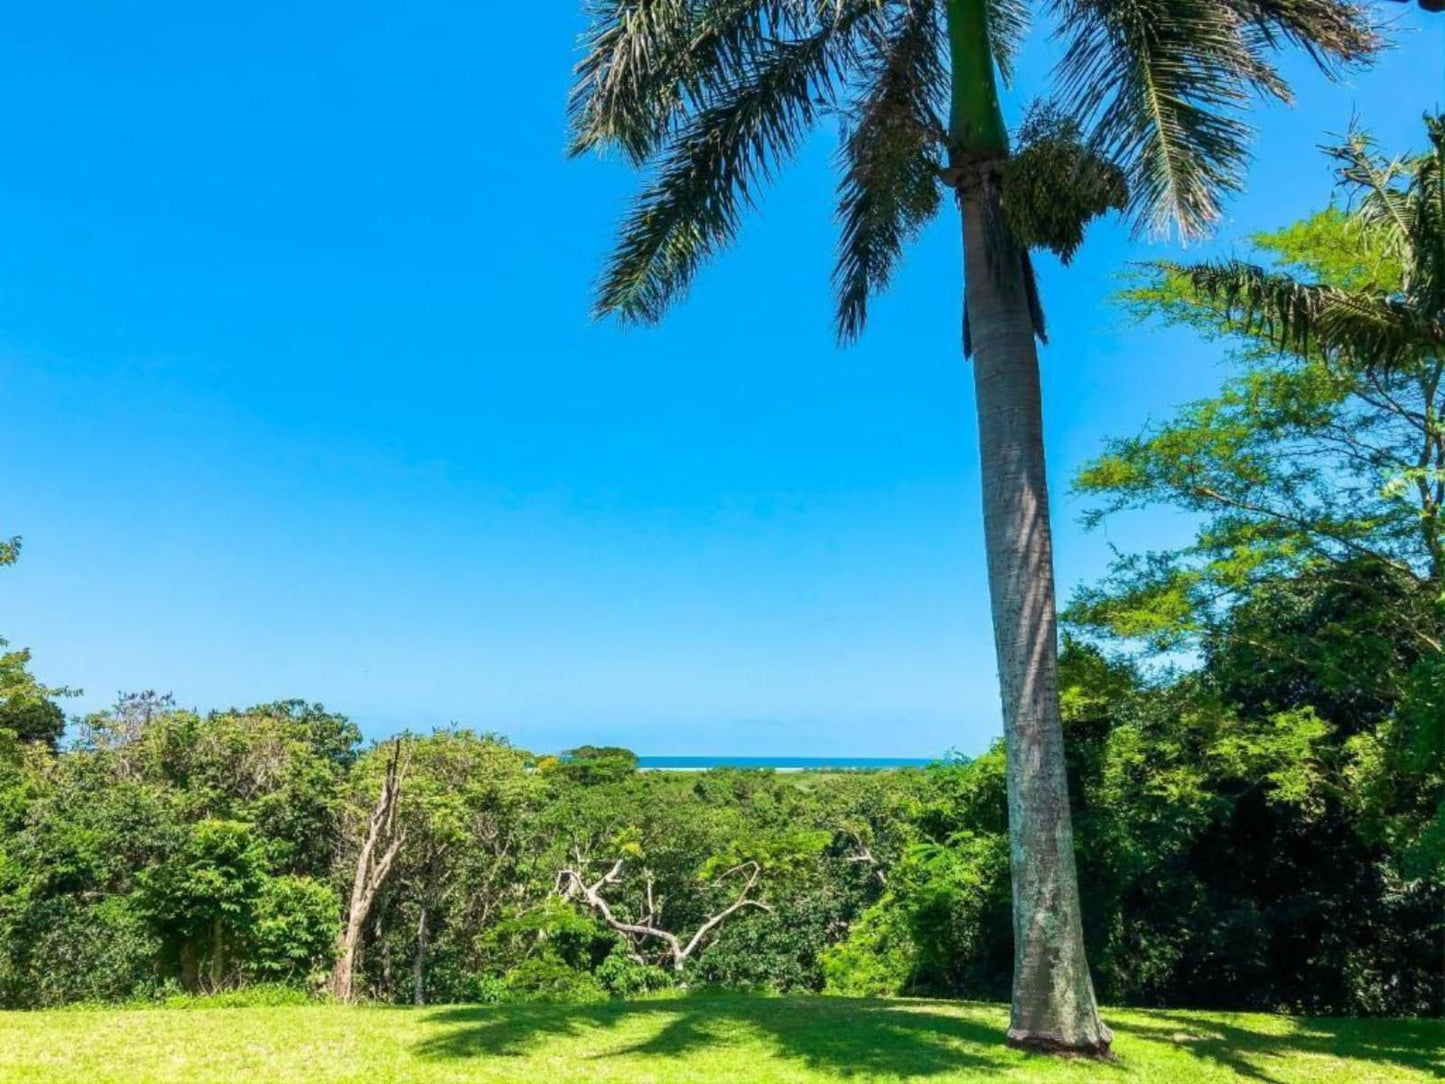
[635,755,941,771]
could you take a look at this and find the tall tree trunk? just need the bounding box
[378,913,393,995]
[958,171,1111,1055]
[179,940,200,993]
[944,0,1110,1055]
[412,906,428,1006]
[330,739,406,1003]
[332,924,361,1003]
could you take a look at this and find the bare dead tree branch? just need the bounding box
[556,858,770,972]
[330,738,407,1002]
[843,831,887,886]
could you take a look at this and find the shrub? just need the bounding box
[157,983,319,1009]
[245,875,340,984]
[502,957,608,1003]
[596,946,674,998]
[0,894,161,1007]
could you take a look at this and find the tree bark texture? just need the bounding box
[958,166,1111,1055]
[330,739,406,1003]
[412,906,428,1006]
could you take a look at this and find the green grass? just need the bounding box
[2,994,1439,1083]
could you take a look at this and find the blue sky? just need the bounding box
[0,3,1439,756]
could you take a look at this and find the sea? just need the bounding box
[636,756,938,772]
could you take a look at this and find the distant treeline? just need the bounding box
[0,608,1438,1015]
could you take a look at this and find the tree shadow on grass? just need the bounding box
[1120,1010,1444,1084]
[414,994,1018,1079]
[413,995,1445,1081]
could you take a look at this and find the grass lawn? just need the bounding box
[1,994,1439,1083]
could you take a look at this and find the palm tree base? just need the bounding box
[1006,1030,1115,1060]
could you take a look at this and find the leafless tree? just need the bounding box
[330,739,406,1002]
[842,830,886,887]
[557,857,770,973]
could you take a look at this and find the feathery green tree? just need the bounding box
[568,0,1379,1053]
[1168,114,1445,579]
[1076,116,1445,654]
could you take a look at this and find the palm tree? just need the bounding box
[568,0,1378,1055]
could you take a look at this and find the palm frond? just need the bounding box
[595,3,877,323]
[1180,259,1427,369]
[1413,114,1445,321]
[1052,0,1257,239]
[1051,0,1377,239]
[988,0,1031,86]
[1328,114,1445,322]
[832,1,946,342]
[1228,0,1377,75]
[569,1,810,164]
[1329,125,1415,248]
[569,0,696,162]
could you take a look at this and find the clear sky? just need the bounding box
[0,3,1439,756]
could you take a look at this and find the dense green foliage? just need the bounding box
[0,619,1436,1014]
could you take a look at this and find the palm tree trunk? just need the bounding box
[958,170,1111,1055]
[944,0,1110,1054]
